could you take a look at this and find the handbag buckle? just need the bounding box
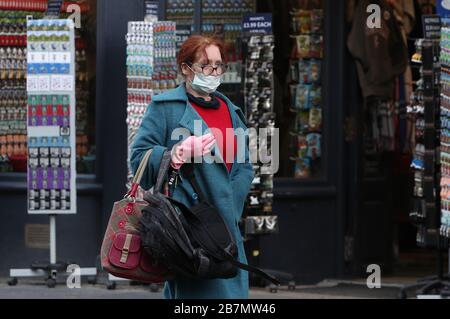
[120,248,129,263]
[120,234,133,263]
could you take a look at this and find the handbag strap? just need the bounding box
[132,149,153,185]
[126,148,153,198]
[189,206,280,285]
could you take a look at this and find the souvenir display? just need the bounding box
[243,31,277,236]
[408,38,441,247]
[126,20,177,193]
[288,5,323,179]
[441,23,450,241]
[26,18,76,214]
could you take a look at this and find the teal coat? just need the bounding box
[130,83,254,299]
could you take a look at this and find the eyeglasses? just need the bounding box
[187,62,227,75]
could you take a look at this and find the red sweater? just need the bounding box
[191,97,237,172]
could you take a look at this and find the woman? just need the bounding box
[130,35,254,299]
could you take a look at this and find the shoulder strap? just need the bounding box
[171,196,280,285]
[181,164,209,204]
[193,214,279,285]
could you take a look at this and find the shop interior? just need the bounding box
[345,0,449,285]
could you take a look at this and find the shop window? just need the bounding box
[201,0,255,80]
[63,0,96,174]
[0,0,96,175]
[200,0,255,104]
[166,0,195,31]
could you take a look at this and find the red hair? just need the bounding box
[177,35,225,71]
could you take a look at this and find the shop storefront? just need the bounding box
[1,0,446,289]
[0,0,351,284]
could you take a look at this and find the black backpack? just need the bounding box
[139,150,279,285]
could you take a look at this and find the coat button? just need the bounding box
[192,193,198,200]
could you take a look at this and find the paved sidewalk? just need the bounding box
[0,278,403,299]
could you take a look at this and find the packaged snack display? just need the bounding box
[309,107,322,131]
[310,59,322,84]
[310,35,323,58]
[295,34,310,59]
[294,157,311,179]
[311,9,324,33]
[298,59,311,83]
[288,5,324,179]
[306,133,321,160]
[294,84,311,110]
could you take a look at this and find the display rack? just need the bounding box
[241,22,295,292]
[8,16,96,288]
[243,33,277,237]
[439,19,450,247]
[408,38,441,248]
[125,20,178,196]
[402,37,450,298]
[287,6,324,179]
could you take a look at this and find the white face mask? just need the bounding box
[187,66,222,94]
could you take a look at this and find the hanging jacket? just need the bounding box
[347,0,408,98]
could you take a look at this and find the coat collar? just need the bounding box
[152,83,247,135]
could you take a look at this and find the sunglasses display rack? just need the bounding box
[399,37,450,298]
[126,20,178,193]
[408,39,426,242]
[407,39,441,248]
[242,34,278,237]
[0,4,45,172]
[287,6,323,179]
[441,23,450,244]
[242,31,296,291]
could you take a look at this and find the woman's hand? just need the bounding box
[170,133,216,169]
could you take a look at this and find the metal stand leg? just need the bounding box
[8,215,98,288]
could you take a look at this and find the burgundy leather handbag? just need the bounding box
[100,149,173,282]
